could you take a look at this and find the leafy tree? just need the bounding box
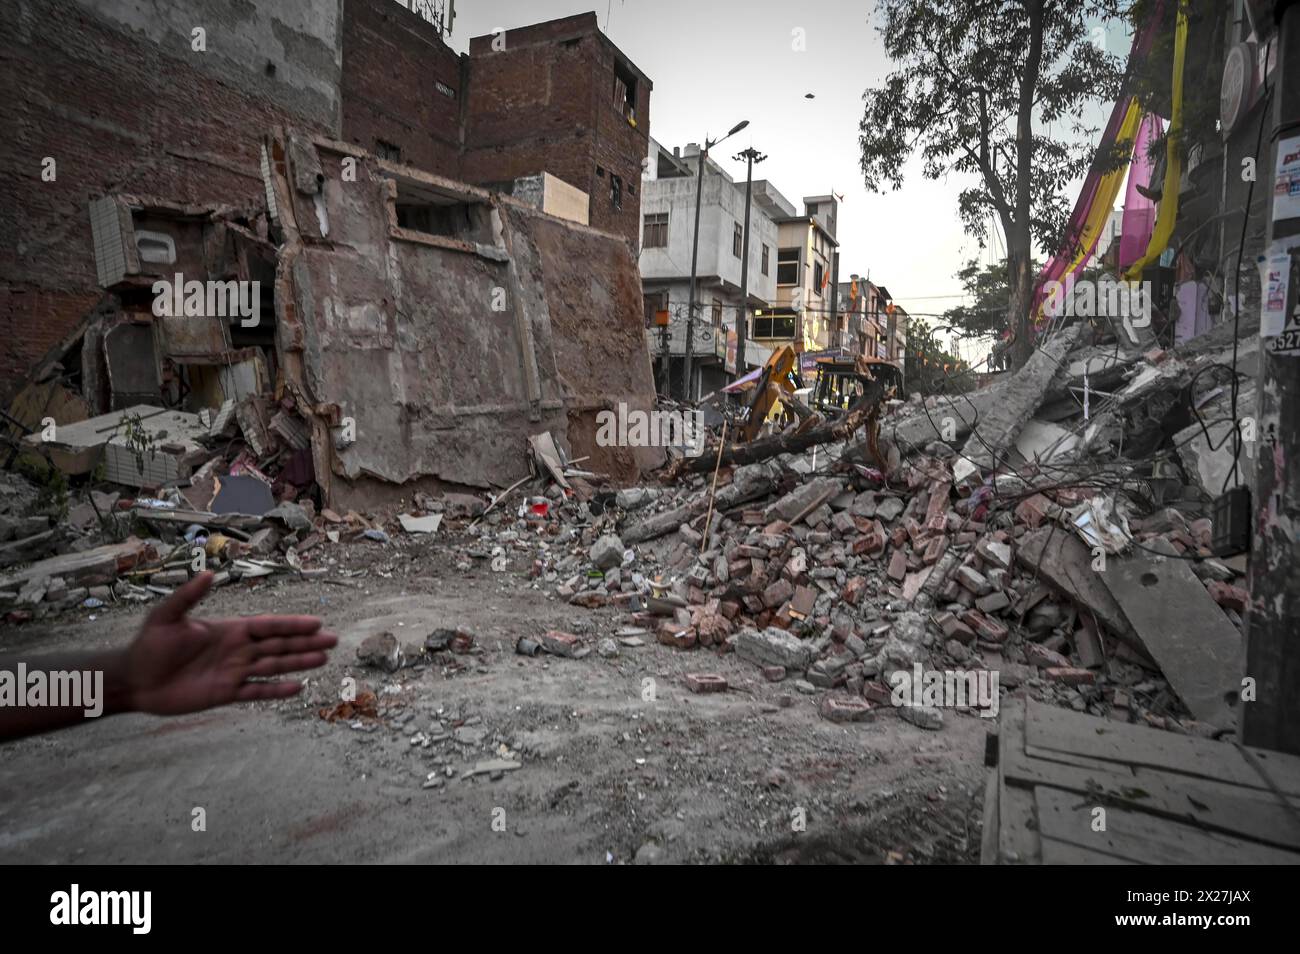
[940,257,1039,340]
[859,0,1128,368]
[904,320,970,395]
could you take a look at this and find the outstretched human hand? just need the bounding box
[123,571,338,715]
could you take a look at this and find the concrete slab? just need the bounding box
[1099,541,1241,728]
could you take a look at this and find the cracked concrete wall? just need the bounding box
[1,0,343,401]
[270,133,660,509]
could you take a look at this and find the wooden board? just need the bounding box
[1034,786,1298,865]
[1024,700,1300,796]
[984,699,1300,865]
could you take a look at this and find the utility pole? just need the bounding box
[734,146,765,379]
[684,120,748,401]
[658,302,670,397]
[1242,0,1300,754]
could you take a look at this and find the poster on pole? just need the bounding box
[725,329,737,375]
[1260,242,1299,355]
[1272,134,1300,222]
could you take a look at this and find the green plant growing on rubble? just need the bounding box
[26,459,69,521]
[115,411,159,478]
[859,0,1130,370]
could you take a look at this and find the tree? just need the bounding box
[904,321,970,395]
[859,0,1128,368]
[941,257,1039,340]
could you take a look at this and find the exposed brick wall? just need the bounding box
[0,0,335,402]
[461,14,650,248]
[1,1,653,401]
[340,0,462,175]
[0,288,104,391]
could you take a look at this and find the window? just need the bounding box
[733,222,743,258]
[376,139,402,162]
[753,314,796,339]
[777,248,799,285]
[644,291,668,327]
[643,212,668,248]
[614,61,638,123]
[610,174,622,209]
[761,244,769,276]
[711,298,722,328]
[813,262,824,295]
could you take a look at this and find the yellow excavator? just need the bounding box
[737,346,903,443]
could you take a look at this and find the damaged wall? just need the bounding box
[340,0,464,175]
[265,130,660,510]
[0,0,344,401]
[461,13,651,248]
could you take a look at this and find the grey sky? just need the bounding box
[450,1,1125,354]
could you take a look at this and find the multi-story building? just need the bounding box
[0,0,654,401]
[640,139,781,400]
[837,277,905,361]
[751,194,840,358]
[461,13,651,247]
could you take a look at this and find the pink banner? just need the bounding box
[1118,114,1162,270]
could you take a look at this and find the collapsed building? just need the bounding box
[2,1,660,509]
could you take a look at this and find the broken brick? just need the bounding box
[685,673,728,693]
[762,578,794,609]
[818,695,875,723]
[1015,494,1053,529]
[1206,580,1248,614]
[1044,666,1095,686]
[887,548,909,582]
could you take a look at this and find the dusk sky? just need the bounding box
[449,0,1127,361]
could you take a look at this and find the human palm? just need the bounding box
[125,573,337,715]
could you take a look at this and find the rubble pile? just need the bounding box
[1,315,1254,741]
[0,394,375,621]
[478,319,1255,735]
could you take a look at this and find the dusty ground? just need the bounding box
[0,534,989,864]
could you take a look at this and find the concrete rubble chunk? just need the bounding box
[735,627,814,671]
[767,477,844,523]
[357,631,402,672]
[1098,540,1241,729]
[956,323,1082,474]
[589,534,625,570]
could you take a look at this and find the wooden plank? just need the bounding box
[1098,542,1241,727]
[996,701,1041,863]
[1025,699,1300,796]
[1024,738,1300,813]
[1040,837,1136,864]
[1003,737,1300,851]
[1034,786,1299,865]
[980,768,999,866]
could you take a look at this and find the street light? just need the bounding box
[682,120,749,400]
[733,146,766,379]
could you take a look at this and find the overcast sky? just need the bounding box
[447,0,1122,356]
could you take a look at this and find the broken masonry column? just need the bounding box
[953,323,1082,481]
